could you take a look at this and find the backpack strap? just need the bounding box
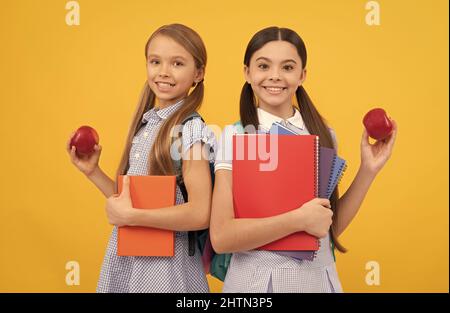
[175,112,211,257]
[174,112,204,201]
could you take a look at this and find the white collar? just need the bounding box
[142,99,184,123]
[257,107,305,131]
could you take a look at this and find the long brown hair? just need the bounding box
[114,24,207,193]
[240,26,347,253]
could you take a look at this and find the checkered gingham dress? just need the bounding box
[97,99,216,293]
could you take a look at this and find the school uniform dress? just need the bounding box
[214,107,344,293]
[97,99,217,293]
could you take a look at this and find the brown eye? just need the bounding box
[258,63,269,70]
[283,64,294,71]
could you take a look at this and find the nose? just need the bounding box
[268,68,281,81]
[158,62,170,78]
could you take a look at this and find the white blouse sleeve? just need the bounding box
[214,125,239,172]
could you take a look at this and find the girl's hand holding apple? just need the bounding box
[66,126,102,177]
[361,108,397,175]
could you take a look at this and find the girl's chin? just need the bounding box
[154,94,186,106]
[152,89,173,96]
[259,97,289,107]
[152,90,179,101]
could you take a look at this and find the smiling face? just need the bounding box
[244,40,306,113]
[146,35,204,108]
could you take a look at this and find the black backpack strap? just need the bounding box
[176,112,204,201]
[176,113,205,256]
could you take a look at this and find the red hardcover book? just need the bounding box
[117,175,176,256]
[232,134,319,251]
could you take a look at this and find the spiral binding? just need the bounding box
[328,159,347,197]
[327,155,338,197]
[313,136,320,257]
[314,136,319,197]
[335,162,348,187]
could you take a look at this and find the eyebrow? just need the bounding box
[255,57,297,64]
[147,54,188,61]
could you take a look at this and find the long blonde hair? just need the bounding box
[114,24,207,193]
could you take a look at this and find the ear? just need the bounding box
[299,68,307,86]
[194,66,205,83]
[243,65,251,84]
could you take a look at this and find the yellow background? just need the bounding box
[0,0,448,292]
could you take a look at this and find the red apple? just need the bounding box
[363,108,393,140]
[70,126,99,157]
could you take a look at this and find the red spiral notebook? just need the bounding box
[232,134,319,251]
[117,175,176,256]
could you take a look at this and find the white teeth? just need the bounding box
[157,82,175,87]
[264,87,285,92]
